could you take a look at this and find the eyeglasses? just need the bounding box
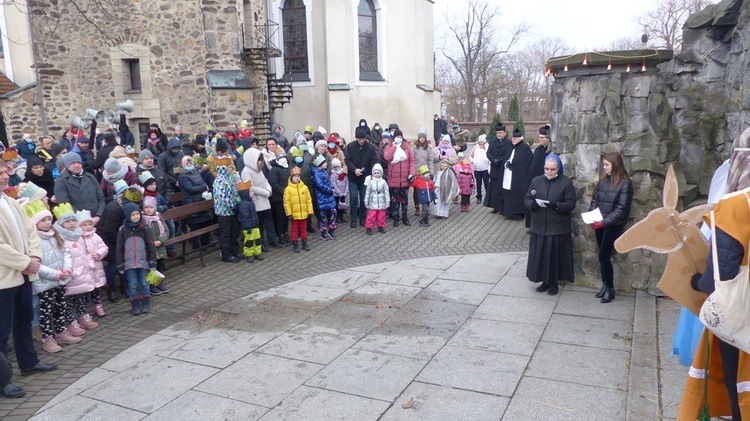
[543,167,558,171]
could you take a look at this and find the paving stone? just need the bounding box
[144,390,267,421]
[36,368,118,413]
[342,282,422,307]
[417,278,495,305]
[627,363,660,421]
[305,349,427,402]
[100,334,186,372]
[416,345,528,396]
[213,285,296,314]
[305,301,397,335]
[82,357,218,413]
[554,290,635,321]
[449,318,545,356]
[269,284,352,311]
[161,328,275,368]
[369,265,444,288]
[386,297,476,332]
[633,290,657,335]
[473,295,556,326]
[195,353,323,408]
[490,275,546,299]
[438,253,519,284]
[382,381,509,421]
[30,395,144,421]
[502,376,627,420]
[505,256,530,277]
[631,332,659,368]
[258,386,389,420]
[351,322,454,361]
[217,303,317,334]
[256,324,362,364]
[348,261,393,274]
[660,367,688,419]
[542,313,633,351]
[394,255,463,270]
[526,342,630,391]
[300,270,378,291]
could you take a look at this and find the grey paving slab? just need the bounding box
[160,328,273,368]
[502,376,627,421]
[351,322,454,360]
[305,349,427,402]
[416,345,528,396]
[473,294,556,326]
[100,334,186,372]
[256,324,361,364]
[36,368,118,413]
[300,270,378,291]
[305,301,398,334]
[660,367,688,419]
[143,390,267,421]
[438,253,519,284]
[526,341,630,391]
[343,282,422,307]
[213,285,295,314]
[369,265,444,287]
[554,290,634,321]
[504,256,529,277]
[31,395,145,421]
[542,313,633,351]
[271,284,351,311]
[417,278,495,305]
[395,255,463,270]
[386,297,476,331]
[382,381,509,421]
[195,353,323,408]
[348,261,393,274]
[217,303,317,334]
[633,290,657,335]
[627,364,661,421]
[490,274,546,299]
[82,357,219,413]
[258,386,389,421]
[448,318,545,356]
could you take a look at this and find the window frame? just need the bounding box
[281,0,310,82]
[357,0,381,81]
[125,58,142,93]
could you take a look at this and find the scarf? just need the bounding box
[327,145,338,155]
[392,145,407,164]
[143,189,159,198]
[37,228,55,239]
[142,212,166,238]
[102,164,128,183]
[727,126,750,192]
[438,140,453,155]
[53,222,82,242]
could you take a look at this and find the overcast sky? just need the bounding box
[434,0,659,53]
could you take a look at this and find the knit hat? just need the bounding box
[114,179,128,196]
[296,135,306,146]
[355,127,367,139]
[388,123,399,131]
[441,135,451,143]
[393,129,403,138]
[313,155,326,167]
[418,165,430,175]
[17,182,47,202]
[372,163,384,175]
[276,151,287,158]
[123,185,144,204]
[328,134,337,143]
[138,170,156,186]
[417,128,427,138]
[457,152,465,159]
[24,200,52,226]
[477,134,487,143]
[52,202,77,224]
[122,202,141,222]
[215,138,230,152]
[291,147,304,158]
[331,158,341,168]
[381,131,391,139]
[139,149,154,162]
[75,210,94,226]
[495,123,506,132]
[290,167,302,177]
[312,131,325,141]
[103,157,127,183]
[304,125,314,134]
[315,139,327,149]
[62,151,82,169]
[512,128,523,138]
[49,143,64,158]
[317,126,327,135]
[142,196,157,210]
[26,154,43,169]
[539,125,550,136]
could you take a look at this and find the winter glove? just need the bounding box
[493,159,501,166]
[407,174,415,183]
[530,201,540,211]
[547,201,557,210]
[591,221,605,230]
[504,161,512,170]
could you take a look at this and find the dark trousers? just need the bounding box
[718,338,741,420]
[349,182,367,220]
[272,200,288,236]
[0,352,11,390]
[0,278,40,371]
[461,194,471,206]
[68,293,89,319]
[257,209,277,246]
[474,170,489,199]
[190,219,213,248]
[390,187,409,219]
[595,225,624,288]
[217,214,240,259]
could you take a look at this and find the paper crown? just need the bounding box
[24,200,49,220]
[3,186,18,199]
[75,210,93,224]
[2,148,18,162]
[240,120,248,128]
[18,182,47,202]
[138,171,155,185]
[237,179,253,190]
[418,165,430,175]
[124,185,144,203]
[313,155,326,167]
[290,167,302,176]
[52,202,75,220]
[114,179,128,195]
[214,156,233,167]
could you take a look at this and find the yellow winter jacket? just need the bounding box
[284,180,313,220]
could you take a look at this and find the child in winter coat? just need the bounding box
[311,155,338,240]
[213,166,242,263]
[238,179,265,263]
[329,158,349,223]
[139,170,174,258]
[116,202,158,316]
[433,160,459,219]
[141,196,170,295]
[454,157,475,212]
[363,163,390,235]
[411,165,437,226]
[284,166,313,252]
[29,201,83,353]
[73,210,109,317]
[434,135,458,166]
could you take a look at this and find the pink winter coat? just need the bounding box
[66,229,109,295]
[383,143,416,188]
[455,162,475,195]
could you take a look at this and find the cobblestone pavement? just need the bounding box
[1,200,528,420]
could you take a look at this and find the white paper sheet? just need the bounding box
[535,199,549,208]
[581,208,603,224]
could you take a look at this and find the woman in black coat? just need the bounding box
[588,152,633,303]
[525,154,576,296]
[267,153,291,246]
[175,155,213,248]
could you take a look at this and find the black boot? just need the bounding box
[600,287,615,303]
[131,298,141,316]
[391,202,399,227]
[108,289,118,303]
[141,296,151,314]
[302,240,311,251]
[594,286,606,298]
[351,219,357,228]
[359,216,366,227]
[401,209,411,226]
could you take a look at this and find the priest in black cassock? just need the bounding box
[525,125,551,227]
[484,124,510,213]
[501,128,533,220]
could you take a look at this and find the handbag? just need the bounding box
[337,196,348,212]
[698,193,750,353]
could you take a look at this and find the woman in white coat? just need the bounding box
[241,148,278,249]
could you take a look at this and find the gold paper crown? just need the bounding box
[2,148,18,162]
[24,200,49,220]
[237,180,253,190]
[52,202,75,220]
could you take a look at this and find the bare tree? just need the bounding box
[439,0,528,122]
[637,0,715,50]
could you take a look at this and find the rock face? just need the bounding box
[551,0,747,292]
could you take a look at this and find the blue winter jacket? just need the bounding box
[312,165,337,211]
[237,189,259,230]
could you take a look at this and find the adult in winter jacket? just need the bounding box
[470,134,490,205]
[485,124,510,213]
[16,135,37,160]
[433,114,446,146]
[136,150,173,203]
[525,126,551,227]
[326,134,347,174]
[588,152,633,303]
[344,127,379,228]
[525,155,575,296]
[91,132,119,171]
[268,152,290,246]
[175,156,213,247]
[501,129,533,220]
[100,158,139,203]
[383,130,416,227]
[54,152,106,218]
[271,123,290,152]
[158,138,184,190]
[23,155,56,203]
[356,118,371,139]
[241,147,278,248]
[369,122,383,148]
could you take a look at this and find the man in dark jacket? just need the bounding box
[92,132,119,171]
[271,123,290,152]
[525,125,551,227]
[344,127,378,228]
[485,124,510,213]
[54,152,106,219]
[433,115,445,146]
[501,129,534,220]
[73,136,96,175]
[158,138,184,190]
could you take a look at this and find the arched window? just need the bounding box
[282,0,308,80]
[358,0,381,80]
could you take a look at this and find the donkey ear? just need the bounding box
[663,165,679,209]
[680,204,714,225]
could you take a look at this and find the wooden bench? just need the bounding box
[161,199,217,267]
